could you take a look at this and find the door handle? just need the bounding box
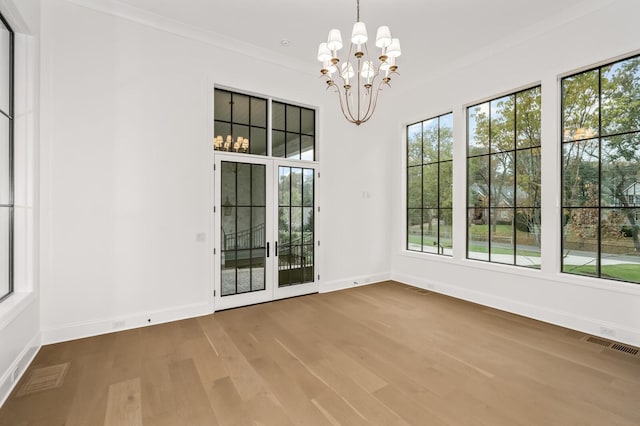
[275,241,278,256]
[267,242,270,258]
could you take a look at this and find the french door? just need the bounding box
[214,153,318,310]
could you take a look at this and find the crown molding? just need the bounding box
[63,0,315,77]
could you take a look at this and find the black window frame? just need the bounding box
[560,54,640,284]
[214,88,269,156]
[466,85,542,268]
[0,11,14,303]
[272,101,316,161]
[406,112,453,256]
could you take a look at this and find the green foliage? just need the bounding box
[562,55,640,255]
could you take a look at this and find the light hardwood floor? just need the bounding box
[1,281,639,425]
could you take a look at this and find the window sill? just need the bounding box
[0,292,37,331]
[399,249,640,296]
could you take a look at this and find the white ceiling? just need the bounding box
[109,0,607,85]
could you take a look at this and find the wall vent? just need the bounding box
[584,336,612,347]
[583,335,640,357]
[611,343,639,356]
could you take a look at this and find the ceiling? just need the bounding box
[109,0,605,85]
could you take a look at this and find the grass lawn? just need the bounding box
[563,263,640,283]
[468,245,539,257]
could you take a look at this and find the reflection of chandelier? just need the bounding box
[214,135,249,152]
[317,0,401,126]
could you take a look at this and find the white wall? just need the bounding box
[39,0,393,343]
[0,0,40,407]
[390,0,640,346]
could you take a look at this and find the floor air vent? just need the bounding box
[584,336,612,347]
[611,343,639,356]
[16,363,70,397]
[583,335,640,357]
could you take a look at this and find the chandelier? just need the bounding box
[317,0,401,126]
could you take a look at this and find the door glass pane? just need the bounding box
[279,166,314,287]
[220,161,266,296]
[302,169,314,206]
[236,163,251,206]
[252,164,266,206]
[251,255,265,291]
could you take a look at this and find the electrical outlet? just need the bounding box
[113,320,125,329]
[600,327,616,337]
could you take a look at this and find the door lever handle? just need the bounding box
[267,242,270,258]
[275,241,278,256]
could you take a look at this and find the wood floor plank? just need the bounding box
[2,281,639,425]
[104,377,142,426]
[168,358,219,426]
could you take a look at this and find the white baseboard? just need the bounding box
[41,302,213,345]
[320,272,392,294]
[0,332,41,408]
[392,272,640,348]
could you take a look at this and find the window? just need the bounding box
[407,112,453,255]
[467,86,541,267]
[0,12,12,302]
[213,89,316,161]
[272,101,315,161]
[214,89,268,155]
[561,55,640,284]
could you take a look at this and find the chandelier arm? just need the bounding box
[361,79,386,124]
[360,84,377,123]
[343,86,359,123]
[357,56,362,122]
[330,63,360,124]
[329,76,359,124]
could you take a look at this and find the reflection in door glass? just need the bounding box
[221,162,267,296]
[278,167,314,287]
